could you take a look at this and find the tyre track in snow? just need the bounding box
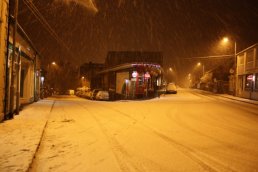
[165,106,258,170]
[77,102,147,172]
[190,92,258,136]
[95,103,237,172]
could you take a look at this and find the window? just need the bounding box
[245,74,253,90]
[246,50,254,63]
[245,49,254,70]
[238,55,244,65]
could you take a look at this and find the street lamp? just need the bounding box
[197,62,205,76]
[167,67,177,84]
[222,37,237,95]
[223,37,229,43]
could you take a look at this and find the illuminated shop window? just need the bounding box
[245,74,253,90]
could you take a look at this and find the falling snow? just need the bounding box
[16,1,258,67]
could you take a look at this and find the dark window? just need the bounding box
[20,69,25,97]
[255,73,258,90]
[246,50,254,63]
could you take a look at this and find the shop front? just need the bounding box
[98,63,163,100]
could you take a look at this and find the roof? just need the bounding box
[237,43,258,55]
[105,51,163,67]
[97,62,162,74]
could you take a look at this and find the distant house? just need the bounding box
[200,63,232,93]
[79,62,104,88]
[236,43,258,100]
[96,51,164,99]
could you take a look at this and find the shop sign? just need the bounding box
[247,75,254,81]
[144,72,150,78]
[132,71,138,78]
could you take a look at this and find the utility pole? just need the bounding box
[202,64,205,76]
[9,0,19,116]
[234,41,237,96]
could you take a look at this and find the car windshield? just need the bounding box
[167,84,176,89]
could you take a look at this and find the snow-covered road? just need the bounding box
[2,89,258,172]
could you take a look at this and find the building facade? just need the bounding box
[96,51,164,99]
[0,0,9,121]
[236,43,258,100]
[1,17,41,120]
[79,62,104,88]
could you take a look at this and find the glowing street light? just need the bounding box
[222,36,237,95]
[51,61,56,65]
[197,62,204,76]
[223,37,229,43]
[222,37,236,57]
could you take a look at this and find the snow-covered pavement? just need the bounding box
[1,89,258,172]
[0,100,55,172]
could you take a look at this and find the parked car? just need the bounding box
[90,89,102,100]
[157,86,166,97]
[95,91,109,101]
[166,83,177,94]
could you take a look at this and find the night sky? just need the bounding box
[17,0,258,70]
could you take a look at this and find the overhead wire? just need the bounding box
[22,0,78,60]
[23,0,68,49]
[184,54,234,59]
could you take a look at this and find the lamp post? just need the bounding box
[47,61,57,90]
[223,37,237,95]
[167,67,177,84]
[234,41,237,96]
[197,62,205,76]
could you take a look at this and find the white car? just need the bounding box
[166,83,177,94]
[95,91,109,101]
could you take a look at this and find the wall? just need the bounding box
[6,25,40,112]
[0,0,9,121]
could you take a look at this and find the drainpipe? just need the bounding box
[34,53,37,102]
[9,0,19,117]
[4,0,11,119]
[15,47,21,114]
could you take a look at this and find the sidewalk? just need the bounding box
[193,89,258,105]
[218,94,258,105]
[0,100,54,172]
